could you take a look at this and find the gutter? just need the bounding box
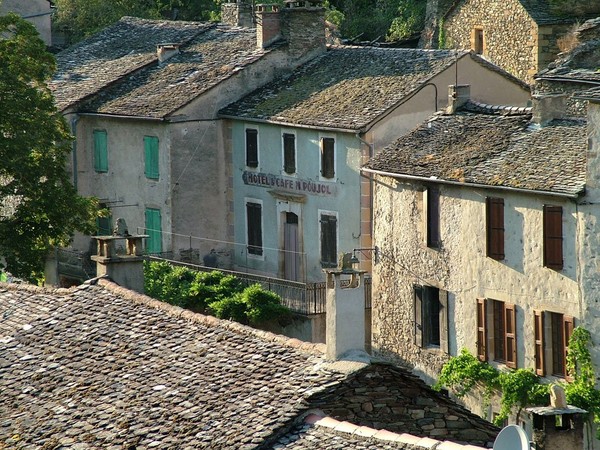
[361,167,582,199]
[77,112,166,122]
[536,77,600,87]
[218,114,359,134]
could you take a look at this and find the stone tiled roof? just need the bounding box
[51,17,212,112]
[364,109,587,196]
[576,86,600,101]
[0,279,493,449]
[220,47,472,131]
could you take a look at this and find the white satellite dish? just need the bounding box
[492,425,530,450]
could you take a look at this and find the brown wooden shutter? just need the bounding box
[486,197,504,260]
[427,188,440,248]
[564,315,574,380]
[543,205,563,270]
[439,289,449,353]
[245,129,258,167]
[504,303,517,368]
[321,138,335,178]
[476,298,487,361]
[320,214,337,267]
[414,286,423,348]
[246,202,263,255]
[283,133,296,174]
[534,310,545,376]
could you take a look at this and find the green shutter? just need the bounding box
[145,208,162,254]
[97,214,112,236]
[94,130,108,172]
[144,136,159,179]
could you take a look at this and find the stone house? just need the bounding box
[440,0,598,83]
[0,277,500,448]
[362,90,600,433]
[0,0,53,46]
[47,5,329,284]
[219,49,530,283]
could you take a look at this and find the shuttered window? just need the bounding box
[425,188,440,248]
[93,130,108,172]
[504,303,517,368]
[321,137,335,179]
[543,205,563,270]
[145,208,162,254]
[320,213,337,267]
[415,286,449,352]
[550,312,574,378]
[479,299,517,366]
[486,197,504,260]
[246,128,258,168]
[96,214,112,236]
[283,133,296,174]
[534,310,545,376]
[144,136,159,180]
[477,298,487,361]
[246,202,263,256]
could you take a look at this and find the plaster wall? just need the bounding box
[371,176,580,394]
[0,0,52,45]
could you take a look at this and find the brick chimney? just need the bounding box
[157,43,180,63]
[256,4,281,48]
[446,84,470,114]
[280,0,326,61]
[221,0,254,28]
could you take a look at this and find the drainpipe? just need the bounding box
[70,116,79,189]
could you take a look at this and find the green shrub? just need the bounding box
[208,294,249,323]
[242,284,291,325]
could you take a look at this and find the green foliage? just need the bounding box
[323,0,345,27]
[209,294,248,323]
[437,17,447,49]
[0,14,98,281]
[242,284,292,324]
[435,349,499,398]
[386,0,425,41]
[496,369,546,425]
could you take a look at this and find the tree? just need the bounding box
[0,14,98,281]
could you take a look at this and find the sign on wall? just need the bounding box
[242,171,337,196]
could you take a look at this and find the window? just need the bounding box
[145,208,162,254]
[424,188,440,248]
[93,130,108,173]
[543,205,563,270]
[246,201,263,256]
[473,28,484,55]
[320,212,337,267]
[96,209,112,236]
[320,137,335,179]
[414,285,448,352]
[486,197,504,260]
[535,310,574,378]
[283,133,296,174]
[144,136,159,180]
[246,128,258,168]
[476,299,516,367]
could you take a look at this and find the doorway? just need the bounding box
[284,212,300,281]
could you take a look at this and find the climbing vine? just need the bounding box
[435,327,600,430]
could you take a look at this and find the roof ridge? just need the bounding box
[95,277,327,356]
[304,413,488,449]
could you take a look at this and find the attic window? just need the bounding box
[473,28,484,55]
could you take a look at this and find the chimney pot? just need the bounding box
[446,84,470,114]
[157,43,180,63]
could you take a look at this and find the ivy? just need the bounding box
[436,327,600,432]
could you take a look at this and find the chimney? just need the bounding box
[324,254,367,360]
[255,4,281,49]
[446,84,470,114]
[221,0,254,28]
[157,43,180,63]
[280,0,326,61]
[532,94,568,126]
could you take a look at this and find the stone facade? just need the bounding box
[442,0,567,83]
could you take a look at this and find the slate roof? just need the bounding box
[0,279,492,449]
[51,17,271,118]
[576,86,600,101]
[220,47,476,131]
[364,106,587,197]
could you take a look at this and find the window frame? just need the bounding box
[144,207,162,254]
[424,187,440,248]
[473,27,484,55]
[319,210,338,268]
[478,298,517,367]
[414,285,449,352]
[245,127,259,169]
[319,135,335,180]
[543,205,563,270]
[549,311,574,379]
[93,129,108,173]
[282,132,296,175]
[246,199,264,258]
[144,135,160,180]
[486,197,505,260]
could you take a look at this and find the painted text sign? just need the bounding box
[242,171,336,196]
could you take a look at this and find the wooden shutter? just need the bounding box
[320,214,337,267]
[97,214,112,236]
[145,208,162,254]
[414,286,423,348]
[283,133,296,174]
[486,197,504,260]
[476,298,487,361]
[543,206,563,270]
[246,202,263,255]
[144,136,159,179]
[504,303,517,368]
[534,310,545,376]
[246,129,258,167]
[439,289,449,353]
[564,315,574,380]
[321,137,335,178]
[426,188,440,248]
[94,130,108,172]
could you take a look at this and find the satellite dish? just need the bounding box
[493,425,530,450]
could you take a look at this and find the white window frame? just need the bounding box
[281,129,297,176]
[244,124,259,170]
[318,209,338,267]
[245,197,265,261]
[318,133,336,181]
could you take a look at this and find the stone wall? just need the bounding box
[443,0,539,82]
[310,363,499,447]
[221,2,254,28]
[533,79,590,117]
